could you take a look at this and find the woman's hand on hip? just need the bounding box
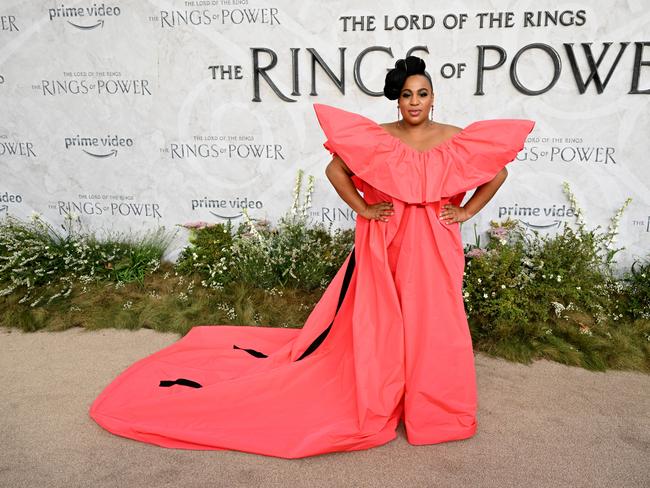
[440,203,470,224]
[360,201,394,222]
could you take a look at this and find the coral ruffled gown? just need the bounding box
[89,103,535,458]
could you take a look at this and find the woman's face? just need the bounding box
[398,74,434,125]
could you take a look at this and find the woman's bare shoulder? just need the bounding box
[438,122,464,135]
[378,121,397,134]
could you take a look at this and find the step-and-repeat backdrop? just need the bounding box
[1,1,648,269]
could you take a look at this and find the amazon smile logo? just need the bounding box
[48,4,121,29]
[64,134,134,158]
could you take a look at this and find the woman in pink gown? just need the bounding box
[89,56,535,458]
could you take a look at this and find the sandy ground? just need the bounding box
[0,326,648,488]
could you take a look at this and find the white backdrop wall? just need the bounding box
[1,1,649,271]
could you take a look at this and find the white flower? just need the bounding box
[483,293,488,298]
[551,301,565,318]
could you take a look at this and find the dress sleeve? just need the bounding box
[322,138,366,193]
[434,119,536,200]
[314,103,393,193]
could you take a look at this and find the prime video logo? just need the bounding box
[48,4,121,21]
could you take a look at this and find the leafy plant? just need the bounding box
[175,169,355,291]
[0,211,173,306]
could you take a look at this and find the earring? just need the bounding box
[430,105,434,121]
[397,104,400,126]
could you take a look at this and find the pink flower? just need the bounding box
[181,221,212,230]
[465,247,487,258]
[489,226,509,239]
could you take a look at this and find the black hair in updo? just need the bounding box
[383,55,433,100]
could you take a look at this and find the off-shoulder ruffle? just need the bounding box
[313,103,535,203]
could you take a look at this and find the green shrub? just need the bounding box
[175,221,237,288]
[460,181,649,369]
[175,169,355,291]
[0,211,173,306]
[620,257,650,321]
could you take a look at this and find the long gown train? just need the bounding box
[88,103,535,458]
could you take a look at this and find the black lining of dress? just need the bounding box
[232,344,268,358]
[232,247,356,362]
[159,378,203,388]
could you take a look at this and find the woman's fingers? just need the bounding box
[366,201,394,221]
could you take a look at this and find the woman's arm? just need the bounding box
[325,156,394,222]
[325,156,367,215]
[462,167,508,218]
